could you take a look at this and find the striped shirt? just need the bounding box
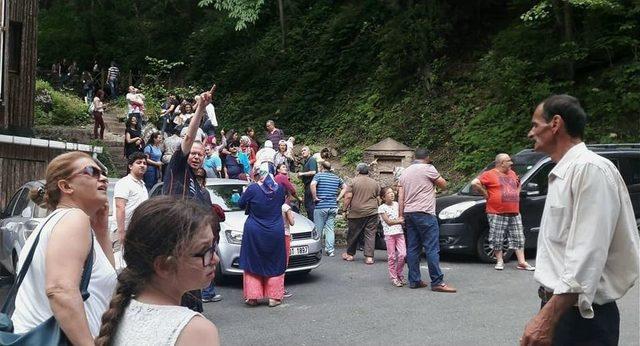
[107,66,120,81]
[312,172,343,209]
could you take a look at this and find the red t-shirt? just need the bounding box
[478,169,520,214]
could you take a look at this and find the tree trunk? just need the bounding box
[277,0,286,49]
[562,0,575,80]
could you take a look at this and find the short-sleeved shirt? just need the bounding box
[478,168,520,214]
[224,154,245,179]
[347,175,380,219]
[275,173,296,205]
[204,155,222,173]
[312,172,344,209]
[266,128,285,148]
[113,175,149,231]
[162,147,212,207]
[398,163,441,215]
[378,202,403,236]
[300,156,318,186]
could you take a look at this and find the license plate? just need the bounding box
[290,245,309,256]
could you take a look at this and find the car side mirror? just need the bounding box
[521,182,540,197]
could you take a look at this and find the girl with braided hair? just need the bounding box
[95,196,221,345]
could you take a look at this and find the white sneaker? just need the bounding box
[494,261,504,270]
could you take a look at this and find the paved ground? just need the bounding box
[205,250,640,346]
[1,250,637,345]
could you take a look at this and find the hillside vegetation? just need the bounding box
[39,0,640,180]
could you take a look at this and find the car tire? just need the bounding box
[475,229,514,263]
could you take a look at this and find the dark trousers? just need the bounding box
[541,298,619,346]
[93,111,105,139]
[346,215,378,257]
[404,212,444,286]
[303,185,315,222]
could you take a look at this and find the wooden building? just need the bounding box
[0,0,38,132]
[0,0,104,209]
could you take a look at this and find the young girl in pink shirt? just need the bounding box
[378,187,407,287]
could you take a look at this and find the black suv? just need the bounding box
[435,144,640,262]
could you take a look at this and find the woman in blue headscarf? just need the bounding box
[238,163,287,307]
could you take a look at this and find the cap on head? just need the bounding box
[356,163,369,175]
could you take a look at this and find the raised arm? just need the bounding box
[181,88,214,154]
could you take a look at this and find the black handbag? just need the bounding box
[0,210,94,346]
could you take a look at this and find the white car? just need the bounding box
[149,178,322,283]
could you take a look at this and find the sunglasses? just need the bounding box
[192,244,217,267]
[69,166,104,180]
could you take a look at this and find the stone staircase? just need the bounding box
[102,108,127,177]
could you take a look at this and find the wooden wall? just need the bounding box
[0,144,64,210]
[0,0,38,130]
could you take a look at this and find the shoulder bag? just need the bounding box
[0,211,94,346]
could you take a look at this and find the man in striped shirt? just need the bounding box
[311,161,347,257]
[107,61,120,98]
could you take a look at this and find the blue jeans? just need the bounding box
[314,208,338,254]
[108,79,118,98]
[404,212,444,286]
[202,281,217,299]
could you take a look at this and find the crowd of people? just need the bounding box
[2,91,638,345]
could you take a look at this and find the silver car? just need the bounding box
[0,179,118,276]
[149,178,322,282]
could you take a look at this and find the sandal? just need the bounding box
[245,299,258,306]
[341,253,354,261]
[364,257,374,265]
[392,279,403,287]
[516,262,536,271]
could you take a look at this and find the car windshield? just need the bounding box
[206,184,245,211]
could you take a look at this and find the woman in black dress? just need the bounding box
[124,116,144,159]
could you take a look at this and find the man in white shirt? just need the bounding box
[521,95,640,346]
[256,140,277,166]
[113,152,149,244]
[126,86,145,127]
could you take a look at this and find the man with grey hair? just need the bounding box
[342,163,380,264]
[471,153,534,271]
[311,161,347,256]
[521,95,639,345]
[265,119,285,148]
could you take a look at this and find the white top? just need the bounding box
[12,209,117,336]
[378,202,403,236]
[534,143,640,318]
[113,174,149,232]
[282,204,292,236]
[256,147,276,165]
[113,299,202,346]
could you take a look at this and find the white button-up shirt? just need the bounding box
[534,143,640,318]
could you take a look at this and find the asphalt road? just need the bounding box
[205,251,640,346]
[0,251,637,345]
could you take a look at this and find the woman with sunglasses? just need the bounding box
[12,151,117,344]
[95,196,220,346]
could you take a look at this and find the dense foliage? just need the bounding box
[38,0,640,177]
[35,80,91,126]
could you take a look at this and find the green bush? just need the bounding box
[35,79,90,126]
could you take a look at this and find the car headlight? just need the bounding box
[311,227,320,240]
[438,201,477,220]
[225,229,243,244]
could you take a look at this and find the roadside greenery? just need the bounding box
[38,0,640,181]
[35,80,90,126]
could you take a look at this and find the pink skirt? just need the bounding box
[243,271,284,300]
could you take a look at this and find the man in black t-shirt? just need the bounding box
[162,90,222,311]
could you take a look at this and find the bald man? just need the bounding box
[471,153,534,271]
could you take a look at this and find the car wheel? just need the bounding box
[475,230,514,263]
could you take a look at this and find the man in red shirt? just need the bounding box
[471,153,535,271]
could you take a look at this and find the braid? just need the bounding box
[95,268,143,346]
